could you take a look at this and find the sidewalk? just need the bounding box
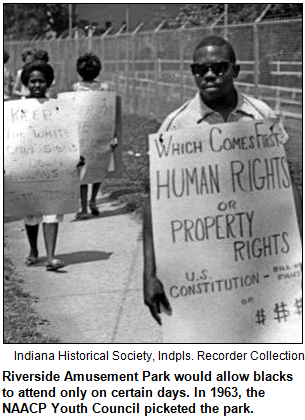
[4,195,161,343]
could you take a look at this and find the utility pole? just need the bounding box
[14,4,19,39]
[68,4,73,37]
[125,4,130,32]
[253,5,272,98]
[224,4,228,39]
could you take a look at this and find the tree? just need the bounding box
[173,4,302,27]
[3,4,72,39]
[45,4,71,36]
[265,4,303,20]
[174,4,225,27]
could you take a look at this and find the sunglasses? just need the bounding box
[190,61,231,77]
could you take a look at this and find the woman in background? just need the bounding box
[73,53,114,219]
[13,47,35,98]
[4,49,15,101]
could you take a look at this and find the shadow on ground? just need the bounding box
[32,250,113,267]
[71,203,137,222]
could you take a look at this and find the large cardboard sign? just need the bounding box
[4,98,80,216]
[149,120,302,343]
[60,91,116,184]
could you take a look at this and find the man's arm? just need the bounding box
[291,180,302,238]
[143,196,171,325]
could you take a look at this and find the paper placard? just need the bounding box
[4,98,80,216]
[149,120,302,343]
[59,91,116,185]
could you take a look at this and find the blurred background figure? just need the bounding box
[4,49,15,101]
[34,49,50,63]
[12,47,35,98]
[73,52,110,219]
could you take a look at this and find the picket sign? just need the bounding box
[149,119,302,343]
[59,91,117,184]
[4,97,80,216]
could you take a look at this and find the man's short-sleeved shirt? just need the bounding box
[159,91,287,143]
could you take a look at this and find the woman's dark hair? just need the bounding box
[21,60,55,87]
[4,49,10,64]
[34,50,49,63]
[76,53,102,81]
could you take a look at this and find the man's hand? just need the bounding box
[77,155,85,168]
[110,137,118,150]
[144,273,171,325]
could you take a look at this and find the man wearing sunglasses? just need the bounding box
[160,35,278,131]
[143,35,302,328]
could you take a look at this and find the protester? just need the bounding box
[4,49,14,101]
[34,49,50,63]
[20,60,83,271]
[12,47,35,98]
[143,35,302,326]
[33,49,57,97]
[73,52,117,219]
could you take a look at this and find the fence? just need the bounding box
[5,19,302,122]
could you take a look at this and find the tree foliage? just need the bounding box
[173,4,302,27]
[3,4,76,39]
[4,4,303,39]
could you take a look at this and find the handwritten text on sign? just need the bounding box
[4,98,80,216]
[149,120,302,343]
[59,91,116,185]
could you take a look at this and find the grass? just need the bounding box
[4,246,58,343]
[104,113,161,214]
[283,118,302,191]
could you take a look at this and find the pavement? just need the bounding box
[4,194,162,343]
